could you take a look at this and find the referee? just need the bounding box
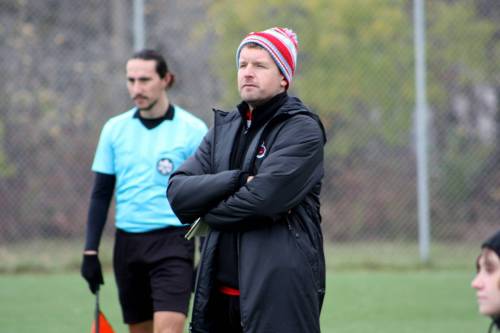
[81,49,207,333]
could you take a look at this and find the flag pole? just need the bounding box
[95,290,100,333]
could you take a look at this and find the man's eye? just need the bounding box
[485,265,497,273]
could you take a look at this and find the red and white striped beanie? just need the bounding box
[236,27,299,88]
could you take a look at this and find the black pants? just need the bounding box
[208,290,243,333]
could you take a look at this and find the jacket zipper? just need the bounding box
[237,232,245,331]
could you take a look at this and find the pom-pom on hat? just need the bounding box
[236,27,299,88]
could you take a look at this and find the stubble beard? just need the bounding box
[137,98,158,112]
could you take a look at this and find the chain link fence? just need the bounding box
[0,0,498,271]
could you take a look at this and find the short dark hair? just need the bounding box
[130,49,169,78]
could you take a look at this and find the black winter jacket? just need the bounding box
[168,95,326,333]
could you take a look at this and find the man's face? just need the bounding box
[237,45,287,109]
[126,59,167,111]
[471,249,500,316]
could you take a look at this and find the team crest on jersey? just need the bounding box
[256,142,267,159]
[157,158,174,175]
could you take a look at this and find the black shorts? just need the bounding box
[113,227,194,324]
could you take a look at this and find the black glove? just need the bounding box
[81,254,104,294]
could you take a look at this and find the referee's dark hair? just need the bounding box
[130,49,169,79]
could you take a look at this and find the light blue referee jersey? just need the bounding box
[92,105,208,232]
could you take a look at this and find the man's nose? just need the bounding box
[243,66,255,77]
[471,275,482,289]
[131,82,143,94]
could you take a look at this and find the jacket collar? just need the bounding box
[213,93,302,124]
[236,92,287,129]
[491,316,500,332]
[212,93,326,144]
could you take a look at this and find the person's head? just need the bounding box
[126,49,175,111]
[472,230,500,319]
[235,27,298,109]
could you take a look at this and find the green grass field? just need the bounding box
[0,240,491,332]
[0,270,490,332]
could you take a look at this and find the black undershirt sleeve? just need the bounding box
[84,172,116,251]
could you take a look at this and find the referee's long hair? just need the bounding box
[130,49,175,89]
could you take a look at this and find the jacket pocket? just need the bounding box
[286,214,323,292]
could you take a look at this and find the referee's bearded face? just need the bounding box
[126,59,167,111]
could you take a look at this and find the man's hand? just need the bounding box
[81,252,104,294]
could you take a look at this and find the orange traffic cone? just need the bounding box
[91,290,115,333]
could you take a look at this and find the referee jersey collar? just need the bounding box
[133,104,175,121]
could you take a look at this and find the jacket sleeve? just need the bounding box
[203,115,325,231]
[167,128,247,224]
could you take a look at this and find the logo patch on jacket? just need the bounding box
[256,143,267,159]
[157,158,174,175]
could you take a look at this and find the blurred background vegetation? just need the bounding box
[0,0,499,271]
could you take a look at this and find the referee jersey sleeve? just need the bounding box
[92,120,115,174]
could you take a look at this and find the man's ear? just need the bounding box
[164,72,175,89]
[280,76,288,87]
